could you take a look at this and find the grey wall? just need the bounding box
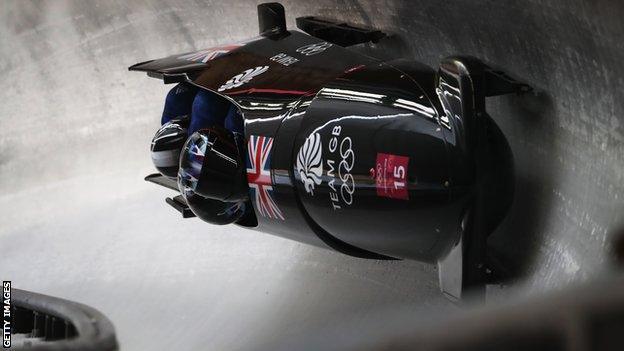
[1,1,622,350]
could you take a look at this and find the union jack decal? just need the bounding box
[246,135,284,220]
[177,44,242,63]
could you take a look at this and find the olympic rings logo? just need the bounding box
[296,42,333,56]
[338,137,355,205]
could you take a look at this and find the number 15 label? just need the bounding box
[375,153,410,200]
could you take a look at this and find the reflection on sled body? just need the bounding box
[131,2,528,300]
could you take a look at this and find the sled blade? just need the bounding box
[144,173,178,191]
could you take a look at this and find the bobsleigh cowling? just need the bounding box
[130,3,530,301]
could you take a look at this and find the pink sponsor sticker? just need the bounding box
[375,153,409,200]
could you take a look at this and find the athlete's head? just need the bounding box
[150,115,190,179]
[181,188,247,225]
[177,126,249,225]
[177,126,248,202]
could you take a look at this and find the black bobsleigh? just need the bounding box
[130,3,530,301]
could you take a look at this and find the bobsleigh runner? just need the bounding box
[130,3,531,301]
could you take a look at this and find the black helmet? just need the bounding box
[150,115,190,179]
[177,126,249,225]
[177,126,248,203]
[182,190,247,225]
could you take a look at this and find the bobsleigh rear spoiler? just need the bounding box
[128,3,288,84]
[129,3,387,88]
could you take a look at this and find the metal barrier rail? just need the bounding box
[9,289,118,351]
